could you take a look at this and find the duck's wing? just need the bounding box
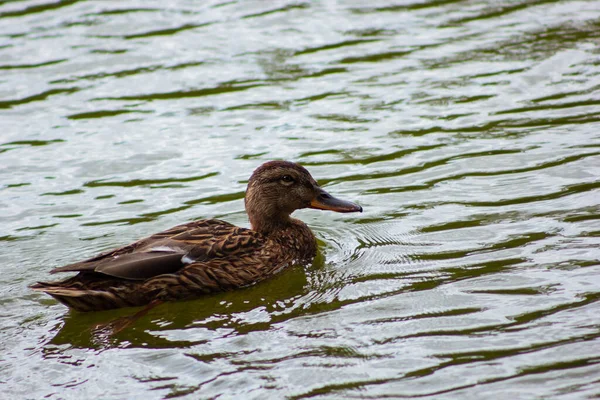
[49,219,265,280]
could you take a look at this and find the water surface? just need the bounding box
[1,0,600,398]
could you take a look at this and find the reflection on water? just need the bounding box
[2,0,599,398]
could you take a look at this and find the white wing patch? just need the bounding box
[150,246,179,253]
[181,255,196,265]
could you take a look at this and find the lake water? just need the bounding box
[2,0,600,398]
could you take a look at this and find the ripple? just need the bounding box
[66,109,151,120]
[0,0,80,19]
[0,88,78,109]
[83,172,218,188]
[99,82,265,101]
[0,58,67,69]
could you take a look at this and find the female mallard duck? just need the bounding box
[31,161,362,312]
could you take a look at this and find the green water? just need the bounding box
[2,0,600,398]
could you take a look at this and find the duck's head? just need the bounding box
[245,161,362,233]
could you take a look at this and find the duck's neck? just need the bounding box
[249,211,294,236]
[249,212,316,256]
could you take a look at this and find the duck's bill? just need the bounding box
[310,188,362,213]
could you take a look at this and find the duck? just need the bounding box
[31,160,362,313]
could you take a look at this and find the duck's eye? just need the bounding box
[280,175,295,185]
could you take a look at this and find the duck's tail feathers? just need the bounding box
[31,282,131,312]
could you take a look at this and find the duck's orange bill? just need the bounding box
[309,189,362,213]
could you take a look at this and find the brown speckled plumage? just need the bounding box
[31,161,362,312]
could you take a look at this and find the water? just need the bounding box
[2,0,600,398]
